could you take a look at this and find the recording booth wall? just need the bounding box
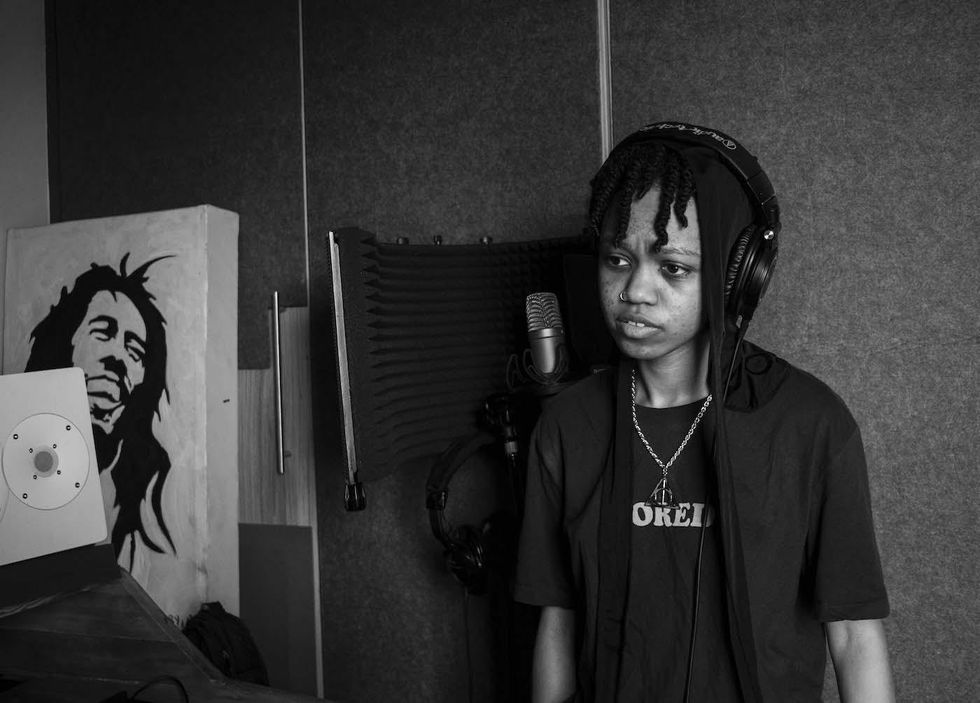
[326,227,598,488]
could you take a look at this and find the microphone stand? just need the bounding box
[505,345,575,398]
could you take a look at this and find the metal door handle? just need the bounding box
[272,290,285,476]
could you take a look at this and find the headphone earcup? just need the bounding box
[445,524,487,595]
[725,225,755,313]
[725,224,777,325]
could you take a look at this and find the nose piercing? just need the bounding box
[619,290,629,303]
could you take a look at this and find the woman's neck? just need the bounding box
[633,343,710,408]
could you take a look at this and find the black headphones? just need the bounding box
[425,431,516,595]
[612,121,781,328]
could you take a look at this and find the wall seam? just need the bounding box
[596,0,613,162]
[297,1,324,698]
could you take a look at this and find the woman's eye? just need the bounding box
[662,263,690,278]
[605,253,630,269]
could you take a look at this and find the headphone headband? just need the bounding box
[423,432,496,595]
[425,432,496,511]
[616,121,781,237]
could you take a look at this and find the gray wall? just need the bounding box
[303,3,598,700]
[45,0,306,370]
[0,0,48,359]
[41,1,980,701]
[607,2,978,700]
[309,2,980,701]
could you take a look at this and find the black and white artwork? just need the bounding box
[24,254,174,568]
[3,207,238,621]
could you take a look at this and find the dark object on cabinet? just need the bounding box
[183,601,270,686]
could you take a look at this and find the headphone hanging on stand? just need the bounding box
[424,431,517,596]
[612,121,781,330]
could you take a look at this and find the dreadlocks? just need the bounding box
[26,253,174,567]
[587,140,696,249]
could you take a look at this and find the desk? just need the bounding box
[0,568,328,702]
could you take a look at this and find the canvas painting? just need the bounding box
[2,206,238,622]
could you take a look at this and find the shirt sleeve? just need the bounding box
[512,413,577,609]
[809,425,890,621]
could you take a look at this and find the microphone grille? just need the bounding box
[525,292,563,331]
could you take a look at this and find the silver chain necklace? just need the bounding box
[630,368,712,509]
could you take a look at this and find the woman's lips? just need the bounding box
[615,314,661,338]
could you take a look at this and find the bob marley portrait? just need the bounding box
[24,253,173,568]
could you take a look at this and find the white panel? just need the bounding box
[0,368,106,565]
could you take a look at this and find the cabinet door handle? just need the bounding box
[272,290,285,476]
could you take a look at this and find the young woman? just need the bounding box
[513,122,894,702]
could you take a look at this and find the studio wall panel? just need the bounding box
[609,1,980,700]
[302,0,600,247]
[0,0,49,350]
[303,2,599,701]
[45,0,306,368]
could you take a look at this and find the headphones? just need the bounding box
[612,121,781,328]
[425,431,516,595]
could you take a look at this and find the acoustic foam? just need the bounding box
[330,228,596,484]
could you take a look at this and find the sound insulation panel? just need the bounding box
[44,0,305,369]
[330,228,593,484]
[609,3,980,700]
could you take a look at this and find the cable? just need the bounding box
[724,326,749,397]
[99,674,190,703]
[131,675,190,702]
[462,588,474,703]
[683,497,710,703]
[684,332,746,703]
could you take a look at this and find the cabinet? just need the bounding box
[238,306,322,696]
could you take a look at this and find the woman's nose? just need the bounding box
[622,268,660,305]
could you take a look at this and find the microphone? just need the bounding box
[525,292,567,381]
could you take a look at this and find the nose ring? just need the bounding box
[619,290,629,303]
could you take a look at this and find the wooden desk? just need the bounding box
[0,568,328,702]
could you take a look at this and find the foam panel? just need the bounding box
[330,228,594,484]
[44,0,305,369]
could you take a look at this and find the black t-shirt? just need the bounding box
[621,401,741,702]
[513,355,890,702]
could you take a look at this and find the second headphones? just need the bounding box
[424,431,517,596]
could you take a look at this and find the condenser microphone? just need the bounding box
[525,292,566,378]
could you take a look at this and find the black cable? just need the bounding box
[723,327,748,398]
[684,328,746,703]
[99,674,190,702]
[463,588,474,703]
[684,512,709,703]
[132,675,190,702]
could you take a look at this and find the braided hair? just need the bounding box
[587,140,696,249]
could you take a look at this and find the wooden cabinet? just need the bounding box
[238,306,322,696]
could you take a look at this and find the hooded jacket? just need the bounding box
[513,138,889,701]
[594,144,781,701]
